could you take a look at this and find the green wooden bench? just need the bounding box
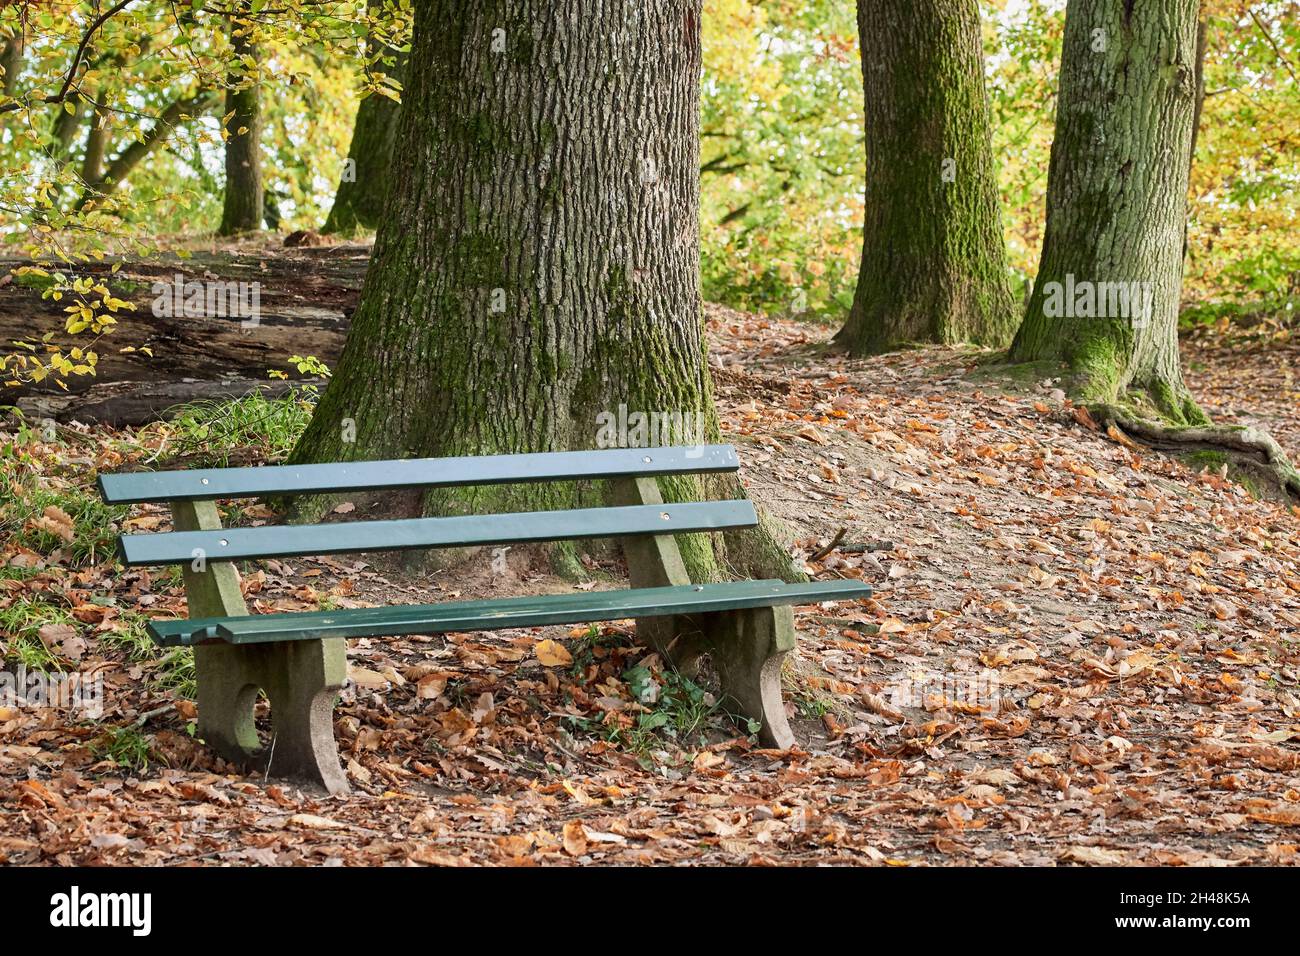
[99,445,870,793]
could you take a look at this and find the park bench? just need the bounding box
[98,445,871,793]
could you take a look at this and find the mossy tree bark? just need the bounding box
[835,0,1014,355]
[1008,0,1205,425]
[218,7,264,236]
[322,5,406,235]
[291,0,792,579]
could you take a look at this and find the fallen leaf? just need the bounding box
[287,813,348,830]
[534,639,573,667]
[35,505,75,543]
[562,821,587,856]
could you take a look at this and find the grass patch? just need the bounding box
[794,690,832,720]
[91,725,156,774]
[620,666,723,752]
[561,626,736,762]
[0,595,74,670]
[151,647,196,698]
[150,388,316,468]
[0,423,125,565]
[98,611,196,698]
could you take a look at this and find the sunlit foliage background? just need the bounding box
[2,0,1296,326]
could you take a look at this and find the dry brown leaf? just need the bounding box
[35,505,75,543]
[562,821,588,856]
[534,639,573,667]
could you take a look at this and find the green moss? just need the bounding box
[510,22,534,66]
[1183,450,1229,469]
[451,231,506,287]
[1181,450,1269,500]
[548,539,586,581]
[11,270,58,291]
[1064,333,1124,404]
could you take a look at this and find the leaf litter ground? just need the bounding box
[2,302,1298,867]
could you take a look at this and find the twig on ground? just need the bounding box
[840,540,895,553]
[808,527,847,562]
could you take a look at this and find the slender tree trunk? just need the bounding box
[292,0,784,579]
[81,103,110,184]
[322,9,407,234]
[1183,16,1207,261]
[1,33,22,96]
[1009,0,1204,424]
[219,7,263,235]
[835,0,1014,355]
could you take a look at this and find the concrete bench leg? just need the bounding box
[194,644,262,758]
[704,605,796,750]
[612,476,797,749]
[172,499,350,794]
[259,639,348,794]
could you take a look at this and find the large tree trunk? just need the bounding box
[219,8,264,235]
[292,1,783,578]
[835,0,1014,355]
[321,7,407,234]
[1009,0,1204,424]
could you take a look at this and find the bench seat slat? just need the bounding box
[147,579,872,646]
[118,500,757,567]
[98,445,739,504]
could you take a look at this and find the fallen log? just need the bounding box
[12,377,325,428]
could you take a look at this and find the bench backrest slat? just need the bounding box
[98,445,737,504]
[118,500,757,567]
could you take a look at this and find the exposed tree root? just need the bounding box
[1088,403,1300,500]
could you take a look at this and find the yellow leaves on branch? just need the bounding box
[3,270,134,388]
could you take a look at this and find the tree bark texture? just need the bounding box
[1009,0,1204,423]
[835,0,1015,355]
[292,0,766,579]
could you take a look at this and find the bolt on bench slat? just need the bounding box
[98,444,740,504]
[148,579,873,647]
[117,500,758,566]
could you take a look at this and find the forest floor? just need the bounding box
[2,247,1299,866]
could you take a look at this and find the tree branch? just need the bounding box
[0,0,138,115]
[77,88,218,205]
[1248,9,1299,87]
